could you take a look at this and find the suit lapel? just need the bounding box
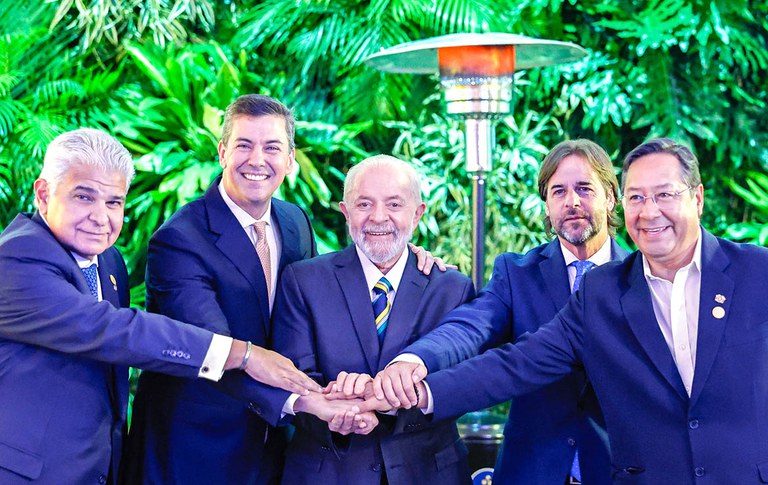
[690,231,732,406]
[380,251,427,370]
[334,246,379,374]
[272,199,301,273]
[539,240,571,312]
[97,259,121,307]
[621,254,688,400]
[205,181,271,333]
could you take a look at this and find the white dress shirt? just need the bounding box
[643,228,703,396]
[218,183,281,311]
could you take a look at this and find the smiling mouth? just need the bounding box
[242,173,269,181]
[366,231,392,236]
[641,227,668,235]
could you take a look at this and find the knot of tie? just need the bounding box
[571,260,596,294]
[81,264,99,299]
[372,277,393,345]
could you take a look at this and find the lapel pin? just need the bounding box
[109,274,117,291]
[712,306,725,319]
[715,294,726,304]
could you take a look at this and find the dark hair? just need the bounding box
[621,137,701,189]
[538,139,620,236]
[220,94,295,148]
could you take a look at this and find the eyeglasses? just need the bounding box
[621,186,693,212]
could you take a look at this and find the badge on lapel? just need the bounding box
[712,294,726,319]
[109,274,117,291]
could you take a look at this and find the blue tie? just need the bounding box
[569,259,595,482]
[571,260,596,294]
[81,264,99,299]
[372,277,393,346]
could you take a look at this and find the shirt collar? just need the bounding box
[560,236,613,267]
[355,245,409,295]
[643,227,703,281]
[218,181,273,228]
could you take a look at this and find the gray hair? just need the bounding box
[622,137,701,189]
[40,128,135,193]
[343,155,422,205]
[220,94,296,149]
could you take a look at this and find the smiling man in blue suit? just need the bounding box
[272,155,475,484]
[379,139,627,484]
[374,138,768,484]
[0,128,318,484]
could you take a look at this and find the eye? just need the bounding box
[107,200,124,208]
[357,201,371,209]
[235,143,252,151]
[74,194,93,202]
[627,194,644,204]
[576,186,595,197]
[656,192,674,201]
[265,145,280,152]
[551,188,565,198]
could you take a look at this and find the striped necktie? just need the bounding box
[253,221,271,298]
[372,277,393,346]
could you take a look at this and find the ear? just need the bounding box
[34,178,50,215]
[339,201,350,223]
[413,202,426,225]
[694,184,704,216]
[217,140,227,169]
[286,148,296,174]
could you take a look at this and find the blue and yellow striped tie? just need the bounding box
[372,277,393,346]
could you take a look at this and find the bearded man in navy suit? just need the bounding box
[0,128,319,484]
[374,138,768,484]
[272,155,475,484]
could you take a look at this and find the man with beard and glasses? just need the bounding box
[374,139,629,485]
[271,154,475,484]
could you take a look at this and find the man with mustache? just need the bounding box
[376,137,768,484]
[271,154,475,484]
[376,139,628,484]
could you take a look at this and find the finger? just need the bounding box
[335,371,349,393]
[342,373,359,397]
[372,374,385,400]
[380,374,402,408]
[412,365,428,383]
[433,256,447,272]
[323,381,336,394]
[284,368,321,394]
[421,250,435,275]
[353,375,370,396]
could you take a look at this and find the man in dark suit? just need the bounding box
[124,95,384,484]
[375,138,768,484]
[0,128,319,484]
[384,139,627,484]
[272,155,475,484]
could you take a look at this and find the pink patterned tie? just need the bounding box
[253,221,271,298]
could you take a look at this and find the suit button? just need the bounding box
[98,474,107,484]
[567,438,576,447]
[201,366,210,374]
[320,445,331,451]
[694,467,705,477]
[688,419,699,429]
[370,463,382,472]
[248,403,262,414]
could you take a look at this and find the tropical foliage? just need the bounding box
[2,0,767,289]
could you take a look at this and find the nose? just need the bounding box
[89,202,109,226]
[637,196,662,218]
[247,149,266,166]
[370,204,389,222]
[565,188,581,207]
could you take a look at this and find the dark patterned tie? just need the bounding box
[569,259,596,483]
[372,277,393,346]
[81,264,99,299]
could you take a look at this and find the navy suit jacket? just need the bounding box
[272,246,475,485]
[427,230,768,484]
[0,213,213,484]
[123,179,316,485]
[405,239,628,484]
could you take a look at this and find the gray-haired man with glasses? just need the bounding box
[367,137,768,484]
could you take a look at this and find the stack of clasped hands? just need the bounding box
[319,362,430,435]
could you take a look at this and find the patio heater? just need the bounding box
[366,33,587,289]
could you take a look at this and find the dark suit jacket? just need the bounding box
[405,239,628,484]
[426,230,768,485]
[0,213,213,484]
[272,245,475,485]
[123,179,317,485]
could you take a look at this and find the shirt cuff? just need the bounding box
[282,393,301,417]
[389,353,425,367]
[421,381,434,415]
[198,334,233,381]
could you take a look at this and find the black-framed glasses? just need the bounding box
[621,186,693,212]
